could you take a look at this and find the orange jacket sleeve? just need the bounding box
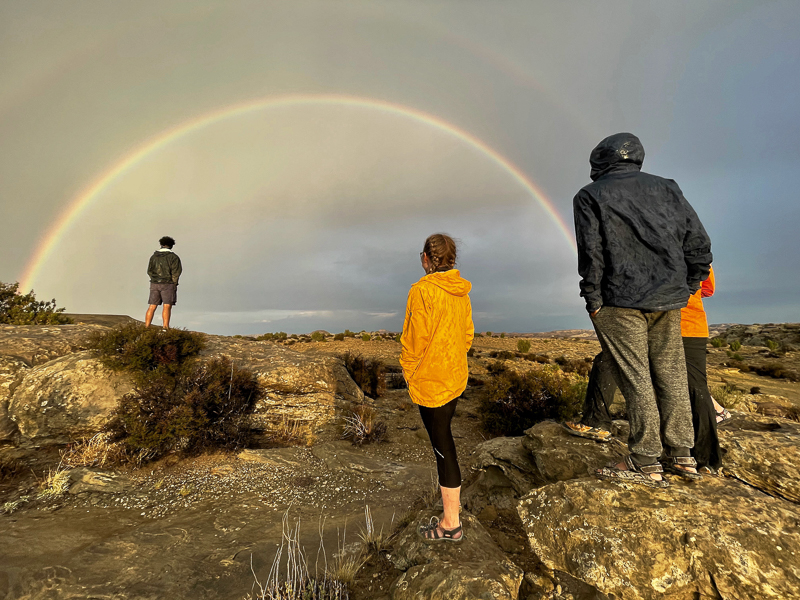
[701,266,715,298]
[465,297,474,352]
[400,286,430,382]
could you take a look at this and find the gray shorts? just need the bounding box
[148,283,177,306]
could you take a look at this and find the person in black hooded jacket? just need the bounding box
[573,133,712,488]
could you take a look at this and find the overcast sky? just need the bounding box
[1,1,798,335]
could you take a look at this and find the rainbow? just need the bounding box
[20,93,576,292]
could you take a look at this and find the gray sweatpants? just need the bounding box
[591,307,694,464]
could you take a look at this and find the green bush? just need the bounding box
[488,350,515,360]
[554,355,591,377]
[732,352,743,361]
[517,339,532,353]
[710,337,724,348]
[311,331,326,342]
[730,340,742,352]
[91,323,205,382]
[334,333,345,341]
[753,362,799,382]
[486,331,492,337]
[500,333,506,339]
[765,339,780,352]
[108,356,261,457]
[394,334,401,343]
[0,282,72,325]
[480,367,587,436]
[361,333,371,341]
[344,329,356,338]
[339,353,386,398]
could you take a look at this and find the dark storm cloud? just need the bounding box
[1,0,798,334]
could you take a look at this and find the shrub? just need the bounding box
[517,339,531,353]
[341,404,387,446]
[488,350,515,360]
[339,353,386,398]
[334,333,345,341]
[730,340,742,352]
[311,331,326,342]
[554,355,591,377]
[711,382,745,409]
[344,329,356,338]
[394,334,401,343]
[728,359,750,373]
[361,333,371,341]
[480,367,587,436]
[467,348,475,357]
[750,386,762,395]
[385,366,407,390]
[91,323,205,382]
[256,333,274,341]
[474,332,483,338]
[753,362,799,382]
[108,356,260,458]
[500,333,506,338]
[486,331,492,337]
[732,352,743,361]
[710,337,724,348]
[765,339,780,352]
[0,282,72,325]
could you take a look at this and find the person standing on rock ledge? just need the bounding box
[401,233,474,541]
[572,132,712,487]
[145,236,182,329]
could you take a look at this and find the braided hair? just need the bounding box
[423,233,458,273]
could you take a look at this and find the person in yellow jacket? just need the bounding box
[400,233,474,542]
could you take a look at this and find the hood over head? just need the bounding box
[421,269,471,296]
[589,132,645,181]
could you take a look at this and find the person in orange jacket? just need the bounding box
[400,233,474,542]
[680,265,723,473]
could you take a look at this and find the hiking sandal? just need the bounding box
[418,516,463,543]
[595,455,669,489]
[664,456,702,481]
[716,407,732,425]
[563,422,612,442]
[698,465,719,476]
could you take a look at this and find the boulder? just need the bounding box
[0,324,106,366]
[719,412,800,504]
[8,351,135,445]
[200,336,365,436]
[389,511,524,600]
[469,436,542,495]
[519,476,800,600]
[0,356,28,442]
[522,420,627,484]
[67,467,130,495]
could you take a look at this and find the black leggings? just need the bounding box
[418,398,461,488]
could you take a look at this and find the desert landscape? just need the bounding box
[1,317,798,600]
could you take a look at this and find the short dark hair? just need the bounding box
[159,236,175,248]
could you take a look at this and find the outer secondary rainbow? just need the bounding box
[20,93,577,292]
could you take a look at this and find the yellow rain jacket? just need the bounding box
[400,269,474,408]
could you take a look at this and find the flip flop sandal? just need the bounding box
[664,456,703,481]
[595,455,669,489]
[563,421,612,442]
[418,516,464,543]
[698,466,719,476]
[716,407,732,425]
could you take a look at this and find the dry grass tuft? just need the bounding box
[267,417,315,447]
[357,505,390,554]
[37,467,71,499]
[341,405,386,446]
[61,433,127,468]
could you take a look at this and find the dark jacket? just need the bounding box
[573,133,712,313]
[147,250,182,284]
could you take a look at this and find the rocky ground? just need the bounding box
[0,321,799,600]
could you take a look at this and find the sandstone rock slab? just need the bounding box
[469,435,541,495]
[8,350,135,445]
[389,511,523,600]
[522,420,627,484]
[518,477,800,600]
[719,412,800,504]
[312,440,401,474]
[201,336,365,436]
[0,324,106,366]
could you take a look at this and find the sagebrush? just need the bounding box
[480,365,588,436]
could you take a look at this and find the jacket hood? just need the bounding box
[589,132,645,181]
[420,269,471,296]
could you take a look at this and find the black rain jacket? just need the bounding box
[573,133,712,314]
[147,250,182,284]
